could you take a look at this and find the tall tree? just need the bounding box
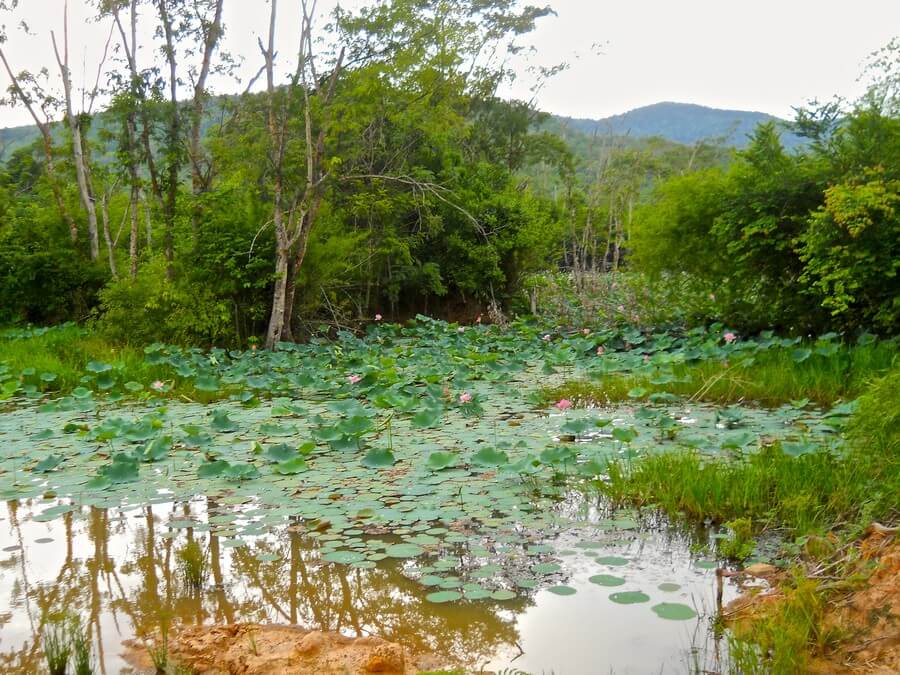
[51,0,101,260]
[0,3,79,244]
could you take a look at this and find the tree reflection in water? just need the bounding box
[0,498,526,673]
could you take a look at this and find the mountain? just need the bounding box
[552,101,804,149]
[0,100,803,165]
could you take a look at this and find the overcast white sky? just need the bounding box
[0,0,898,127]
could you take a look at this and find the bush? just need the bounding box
[98,257,235,346]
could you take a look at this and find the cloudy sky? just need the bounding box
[0,0,897,127]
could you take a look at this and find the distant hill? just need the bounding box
[0,100,803,165]
[552,101,804,149]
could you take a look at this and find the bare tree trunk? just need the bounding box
[129,185,140,278]
[143,190,153,246]
[100,193,117,278]
[189,0,225,239]
[52,3,100,260]
[157,0,180,278]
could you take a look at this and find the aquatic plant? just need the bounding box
[42,620,71,675]
[177,540,207,591]
[70,616,94,675]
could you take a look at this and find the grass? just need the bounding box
[0,324,228,403]
[602,365,900,672]
[71,616,94,675]
[543,341,897,407]
[176,540,208,591]
[725,574,844,675]
[601,365,899,537]
[42,620,72,675]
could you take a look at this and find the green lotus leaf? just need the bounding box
[471,446,509,467]
[361,448,396,469]
[425,451,459,471]
[609,591,650,604]
[651,602,697,620]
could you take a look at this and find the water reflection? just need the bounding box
[0,498,524,673]
[0,495,737,674]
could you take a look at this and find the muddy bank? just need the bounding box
[123,624,444,675]
[725,527,899,673]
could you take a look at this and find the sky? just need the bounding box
[0,0,898,128]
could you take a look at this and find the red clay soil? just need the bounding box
[725,528,899,674]
[122,623,444,675]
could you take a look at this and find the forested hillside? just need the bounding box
[552,101,805,149]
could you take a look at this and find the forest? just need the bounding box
[0,1,898,674]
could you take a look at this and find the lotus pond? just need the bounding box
[0,320,856,673]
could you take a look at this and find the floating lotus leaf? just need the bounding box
[471,446,509,467]
[210,410,239,432]
[385,543,425,558]
[609,591,650,604]
[595,556,630,566]
[33,454,63,473]
[274,457,308,475]
[425,451,458,471]
[547,585,576,596]
[322,550,366,564]
[490,590,516,601]
[589,574,626,587]
[426,590,461,603]
[361,448,396,469]
[652,602,697,620]
[657,582,681,592]
[265,443,298,463]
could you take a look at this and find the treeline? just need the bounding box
[0,2,896,345]
[631,103,900,334]
[0,0,575,347]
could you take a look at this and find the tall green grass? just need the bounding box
[601,365,899,536]
[0,325,226,402]
[603,366,900,674]
[545,341,897,407]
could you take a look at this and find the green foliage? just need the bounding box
[98,257,234,346]
[631,108,900,333]
[42,620,72,675]
[799,169,900,329]
[176,540,207,591]
[718,518,755,561]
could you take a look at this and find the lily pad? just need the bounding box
[651,602,697,620]
[589,574,626,587]
[609,591,650,605]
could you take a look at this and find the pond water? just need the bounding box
[0,495,738,674]
[0,350,841,673]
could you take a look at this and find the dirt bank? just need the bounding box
[123,623,444,674]
[725,527,899,673]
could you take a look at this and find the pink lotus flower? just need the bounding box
[151,380,165,392]
[643,354,651,363]
[459,392,472,404]
[542,334,551,342]
[617,304,625,312]
[375,314,382,321]
[596,346,605,355]
[347,374,362,385]
[582,328,590,336]
[724,332,737,344]
[555,399,573,411]
[476,314,482,324]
